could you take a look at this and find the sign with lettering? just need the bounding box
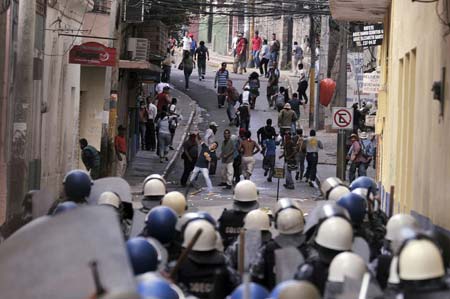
[69,42,116,67]
[352,24,384,47]
[273,168,285,179]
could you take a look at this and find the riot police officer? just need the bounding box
[324,252,367,299]
[126,237,159,275]
[270,280,321,299]
[97,191,134,239]
[295,216,354,294]
[229,282,269,299]
[52,201,78,215]
[136,272,181,299]
[161,191,187,217]
[321,177,350,201]
[218,180,259,249]
[174,219,240,299]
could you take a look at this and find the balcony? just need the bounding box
[330,0,390,22]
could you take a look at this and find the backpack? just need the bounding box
[359,141,371,158]
[197,46,207,60]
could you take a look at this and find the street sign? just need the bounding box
[351,24,384,47]
[273,168,285,179]
[332,107,354,130]
[363,71,381,94]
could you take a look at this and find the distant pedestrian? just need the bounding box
[233,129,246,183]
[257,118,277,146]
[168,35,177,55]
[161,53,175,83]
[195,41,209,81]
[278,103,297,137]
[293,128,306,181]
[269,33,280,64]
[156,86,171,112]
[146,96,157,151]
[180,132,199,187]
[204,122,219,175]
[288,93,302,132]
[243,72,260,109]
[79,138,101,179]
[231,31,239,57]
[189,141,217,193]
[189,33,197,57]
[214,62,229,108]
[138,101,148,150]
[225,79,240,125]
[219,129,234,189]
[182,31,192,56]
[239,131,261,180]
[233,33,246,74]
[274,86,287,112]
[114,125,127,177]
[240,35,249,73]
[251,31,262,68]
[280,134,297,189]
[262,135,276,182]
[297,63,308,105]
[237,102,251,131]
[304,129,323,186]
[267,61,280,108]
[157,111,172,163]
[292,41,304,75]
[181,51,194,90]
[259,39,270,77]
[347,133,369,182]
[168,98,180,150]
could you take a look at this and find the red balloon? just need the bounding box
[319,78,336,107]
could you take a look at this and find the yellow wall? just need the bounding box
[377,0,450,228]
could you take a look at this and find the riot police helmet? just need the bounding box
[137,272,179,299]
[233,180,259,212]
[275,208,305,234]
[244,209,271,231]
[97,191,121,209]
[183,219,217,251]
[385,213,418,241]
[321,177,348,200]
[63,169,93,200]
[315,216,353,251]
[143,173,167,185]
[303,203,351,237]
[328,185,351,201]
[143,178,166,197]
[161,191,187,217]
[230,282,269,299]
[126,237,158,275]
[270,280,320,299]
[52,201,78,215]
[176,211,217,232]
[144,206,178,244]
[328,252,367,283]
[337,192,367,224]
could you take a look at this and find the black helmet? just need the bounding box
[63,170,93,200]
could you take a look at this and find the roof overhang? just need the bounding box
[119,60,162,73]
[330,0,390,22]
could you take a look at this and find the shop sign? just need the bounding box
[69,42,116,67]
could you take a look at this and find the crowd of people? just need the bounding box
[7,167,450,299]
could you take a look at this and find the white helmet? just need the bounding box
[321,177,344,197]
[277,281,321,299]
[143,179,166,197]
[315,217,353,251]
[385,214,418,241]
[182,219,217,251]
[161,191,187,217]
[328,185,351,201]
[388,256,400,284]
[276,208,305,234]
[234,180,258,202]
[328,252,367,283]
[244,209,271,231]
[97,191,121,209]
[143,174,167,185]
[399,239,445,281]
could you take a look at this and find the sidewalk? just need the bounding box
[124,89,197,195]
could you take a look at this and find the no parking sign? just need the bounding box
[332,107,354,130]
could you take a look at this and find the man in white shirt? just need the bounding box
[146,96,158,151]
[204,122,219,175]
[182,31,192,54]
[231,31,239,57]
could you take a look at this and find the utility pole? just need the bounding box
[7,0,36,218]
[308,15,316,128]
[335,22,348,180]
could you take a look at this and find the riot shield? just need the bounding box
[88,177,132,204]
[304,203,350,237]
[238,229,262,271]
[0,206,138,299]
[352,236,371,263]
[275,247,305,284]
[130,208,147,238]
[337,274,383,299]
[146,237,168,270]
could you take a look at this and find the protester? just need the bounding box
[180,132,199,187]
[233,129,246,183]
[138,101,148,150]
[156,86,171,112]
[219,129,234,189]
[304,129,323,186]
[293,128,306,181]
[180,50,194,90]
[182,31,192,56]
[114,125,127,176]
[168,98,180,150]
[239,131,261,180]
[157,111,172,163]
[288,93,302,132]
[347,133,369,182]
[237,102,251,131]
[194,40,209,81]
[278,103,297,137]
[225,79,240,125]
[259,39,270,77]
[262,135,277,182]
[257,118,277,145]
[205,122,219,175]
[233,32,246,74]
[267,61,280,108]
[189,33,197,57]
[279,134,297,189]
[244,72,260,109]
[297,63,308,105]
[231,30,239,57]
[214,62,230,108]
[189,141,217,193]
[251,30,263,68]
[79,138,101,179]
[269,33,280,64]
[292,41,304,75]
[146,96,158,151]
[161,52,175,83]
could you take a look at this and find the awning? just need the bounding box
[330,0,390,22]
[119,60,162,73]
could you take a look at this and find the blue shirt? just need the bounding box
[263,139,276,156]
[195,143,211,168]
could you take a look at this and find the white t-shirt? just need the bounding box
[204,128,215,146]
[148,103,157,120]
[299,69,307,82]
[155,82,170,94]
[231,36,239,50]
[182,36,192,51]
[241,90,250,105]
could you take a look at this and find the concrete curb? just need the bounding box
[162,102,197,180]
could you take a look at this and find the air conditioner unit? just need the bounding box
[127,38,149,61]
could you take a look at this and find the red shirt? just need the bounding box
[236,38,246,55]
[156,93,169,112]
[252,36,262,51]
[115,135,127,154]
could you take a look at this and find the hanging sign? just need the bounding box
[69,42,116,67]
[351,24,384,47]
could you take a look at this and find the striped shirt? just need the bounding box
[215,69,229,87]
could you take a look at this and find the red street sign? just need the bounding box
[333,108,353,129]
[69,42,116,67]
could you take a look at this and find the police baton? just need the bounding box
[238,229,245,276]
[170,228,203,279]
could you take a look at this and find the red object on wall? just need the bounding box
[69,42,116,67]
[319,78,336,107]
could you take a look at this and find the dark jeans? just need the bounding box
[305,152,318,181]
[348,161,367,183]
[217,86,227,107]
[184,69,192,89]
[181,158,196,186]
[161,65,171,83]
[145,120,156,151]
[139,122,147,149]
[298,80,308,104]
[209,156,217,175]
[240,118,250,131]
[227,101,236,122]
[259,58,269,75]
[197,59,206,77]
[297,153,306,179]
[233,155,242,183]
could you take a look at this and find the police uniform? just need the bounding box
[176,250,240,299]
[218,209,247,249]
